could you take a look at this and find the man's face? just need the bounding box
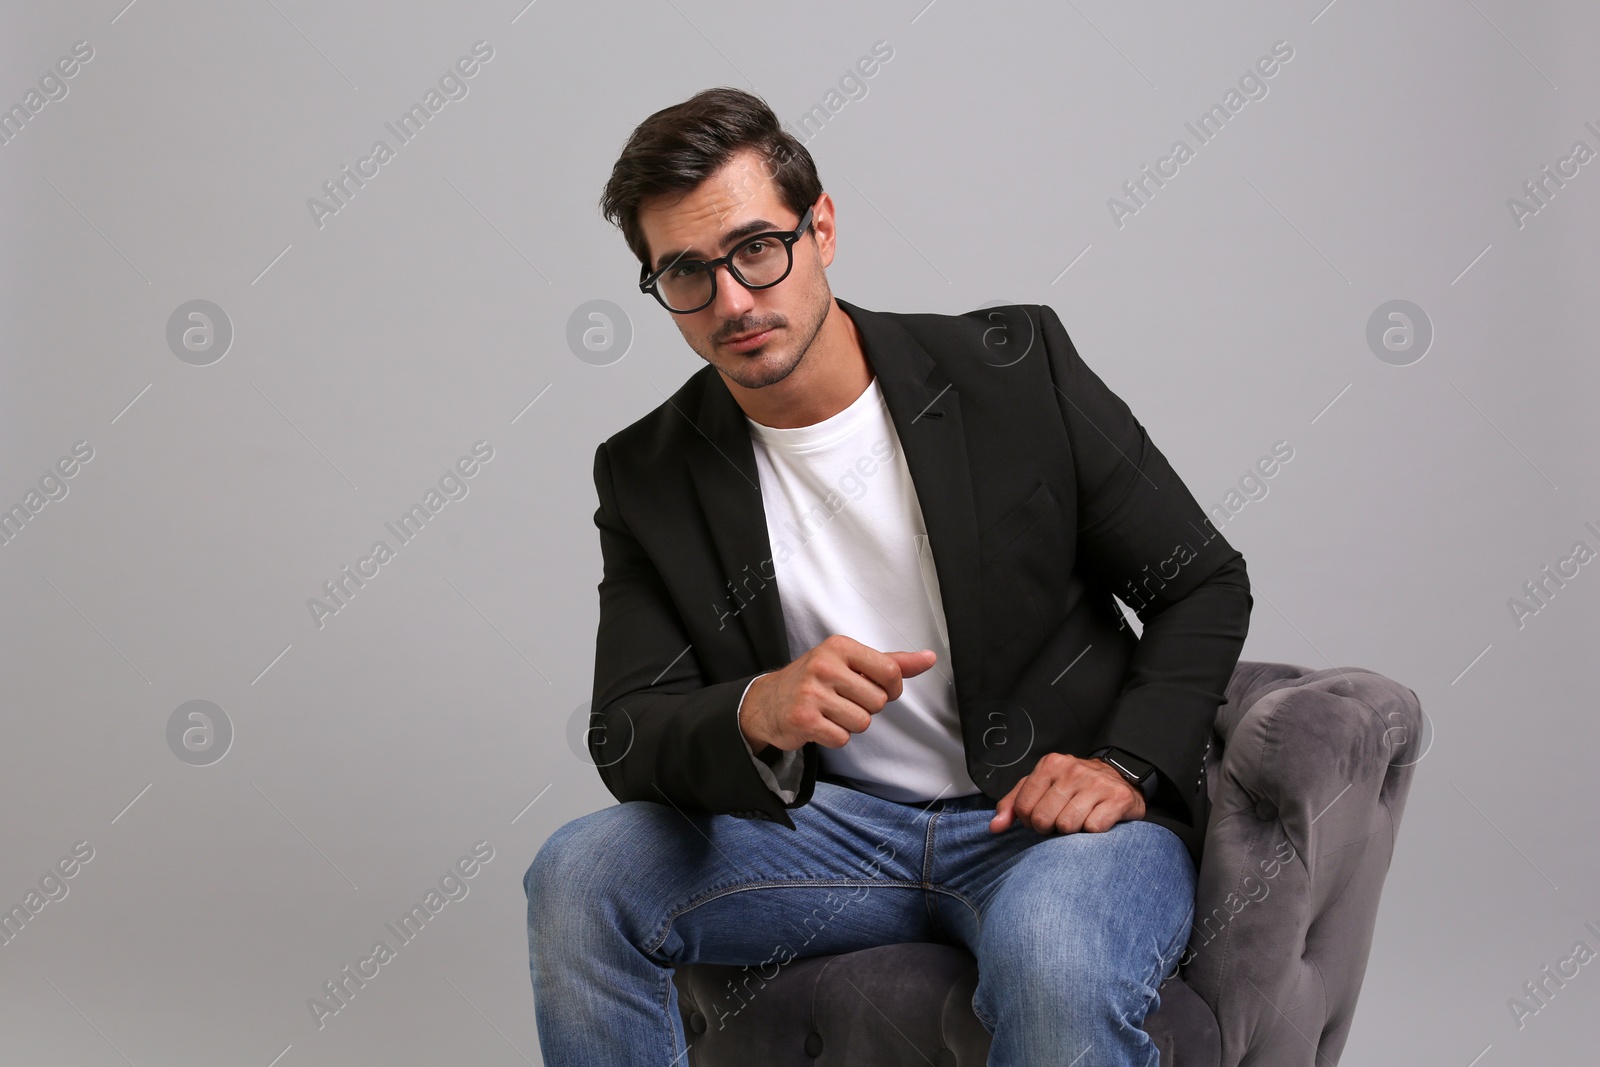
[636,148,834,390]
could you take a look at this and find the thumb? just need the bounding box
[989,794,1013,832]
[890,648,938,678]
[989,780,1020,832]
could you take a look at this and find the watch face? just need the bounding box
[1106,751,1153,782]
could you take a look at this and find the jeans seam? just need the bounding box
[1170,902,1195,978]
[645,878,923,957]
[660,963,678,1061]
[922,809,942,930]
[923,884,981,936]
[1138,899,1193,1030]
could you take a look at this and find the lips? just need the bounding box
[723,327,776,350]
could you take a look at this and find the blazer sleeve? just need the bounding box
[1034,304,1253,824]
[587,440,814,825]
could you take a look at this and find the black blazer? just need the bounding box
[585,298,1251,869]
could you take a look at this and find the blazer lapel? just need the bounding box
[685,297,984,711]
[685,380,792,672]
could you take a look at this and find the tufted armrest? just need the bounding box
[1181,661,1423,1066]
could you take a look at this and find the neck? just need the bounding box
[730,298,872,429]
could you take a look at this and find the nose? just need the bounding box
[709,262,755,321]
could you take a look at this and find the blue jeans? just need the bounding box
[524,780,1195,1066]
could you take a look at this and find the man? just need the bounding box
[525,87,1251,1067]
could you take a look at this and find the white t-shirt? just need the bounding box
[734,375,982,805]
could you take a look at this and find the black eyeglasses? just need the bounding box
[639,204,815,314]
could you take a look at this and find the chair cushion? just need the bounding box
[675,941,1220,1066]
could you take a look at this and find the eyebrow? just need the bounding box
[652,218,780,272]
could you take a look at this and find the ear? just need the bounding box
[810,192,839,268]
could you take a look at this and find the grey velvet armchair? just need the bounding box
[672,659,1424,1066]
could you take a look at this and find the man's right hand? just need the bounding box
[738,634,939,753]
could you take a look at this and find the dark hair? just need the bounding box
[599,87,823,271]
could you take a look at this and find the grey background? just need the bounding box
[2,0,1596,1063]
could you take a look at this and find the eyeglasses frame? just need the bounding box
[638,202,817,314]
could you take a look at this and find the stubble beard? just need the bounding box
[702,270,831,391]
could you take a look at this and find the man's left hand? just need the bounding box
[989,753,1146,835]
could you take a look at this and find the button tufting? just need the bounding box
[804,1030,824,1056]
[689,1011,706,1034]
[1254,797,1278,821]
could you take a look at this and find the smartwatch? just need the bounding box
[1090,746,1158,800]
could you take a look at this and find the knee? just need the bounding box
[523,802,675,914]
[525,807,612,909]
[523,824,567,909]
